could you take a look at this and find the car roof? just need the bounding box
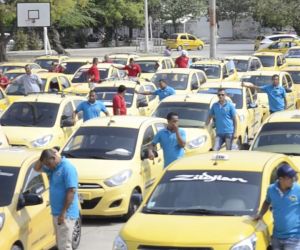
[135,56,171,61]
[264,34,298,39]
[62,58,91,63]
[254,52,283,56]
[81,116,166,129]
[282,66,300,71]
[242,70,282,76]
[168,151,283,172]
[93,80,140,88]
[192,59,225,65]
[13,93,84,104]
[35,55,69,60]
[266,110,300,123]
[36,72,68,78]
[288,46,300,50]
[79,63,118,69]
[155,68,204,74]
[0,148,40,167]
[160,93,218,104]
[201,81,242,89]
[226,55,258,60]
[0,62,36,66]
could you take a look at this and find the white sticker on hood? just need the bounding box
[170,172,248,183]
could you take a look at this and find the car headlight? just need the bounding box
[231,234,257,250]
[187,135,207,149]
[0,213,5,231]
[104,169,132,187]
[31,134,53,147]
[239,114,245,122]
[113,235,128,250]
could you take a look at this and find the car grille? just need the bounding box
[138,246,213,250]
[78,183,103,189]
[81,197,102,209]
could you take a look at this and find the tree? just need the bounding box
[216,0,254,39]
[161,0,205,32]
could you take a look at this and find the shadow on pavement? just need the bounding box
[82,217,124,227]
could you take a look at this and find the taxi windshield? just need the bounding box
[285,49,300,58]
[72,68,109,83]
[252,122,300,155]
[153,102,209,128]
[0,65,23,73]
[143,170,261,216]
[255,56,275,67]
[4,72,23,81]
[242,75,272,93]
[288,71,300,84]
[0,167,20,206]
[0,102,59,127]
[35,59,58,70]
[152,73,188,90]
[199,88,243,109]
[190,64,221,79]
[94,87,134,107]
[110,58,127,65]
[61,62,88,74]
[62,127,138,160]
[136,61,158,73]
[6,79,46,95]
[232,59,248,72]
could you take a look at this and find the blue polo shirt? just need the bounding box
[152,128,186,167]
[266,182,300,239]
[76,100,107,121]
[260,85,286,112]
[43,157,79,219]
[209,101,236,135]
[153,86,176,101]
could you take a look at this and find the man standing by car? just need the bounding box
[87,57,100,83]
[242,74,287,114]
[149,112,186,168]
[113,85,127,115]
[254,164,300,250]
[73,89,109,122]
[113,58,141,80]
[13,65,42,93]
[135,79,176,101]
[206,88,238,151]
[175,50,189,68]
[34,148,80,250]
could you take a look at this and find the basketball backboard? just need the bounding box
[17,3,51,27]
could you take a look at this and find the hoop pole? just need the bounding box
[44,27,48,55]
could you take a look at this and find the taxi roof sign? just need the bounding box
[211,153,229,161]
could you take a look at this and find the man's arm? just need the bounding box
[284,97,288,110]
[135,90,154,96]
[174,127,186,148]
[253,200,270,220]
[206,115,213,126]
[58,188,76,225]
[72,111,78,124]
[241,82,260,90]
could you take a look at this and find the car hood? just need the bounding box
[140,73,155,81]
[67,158,133,180]
[122,213,257,245]
[285,58,300,66]
[184,127,210,142]
[289,156,300,168]
[2,126,54,147]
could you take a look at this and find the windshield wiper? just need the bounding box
[287,153,300,156]
[142,207,169,214]
[167,208,235,216]
[62,152,79,158]
[88,155,110,159]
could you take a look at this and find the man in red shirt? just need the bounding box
[114,58,141,80]
[113,85,127,115]
[87,57,100,83]
[0,71,9,89]
[175,50,190,68]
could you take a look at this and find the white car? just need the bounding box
[259,34,299,50]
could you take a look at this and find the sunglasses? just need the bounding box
[218,94,225,96]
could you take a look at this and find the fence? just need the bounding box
[135,38,165,53]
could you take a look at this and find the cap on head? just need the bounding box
[277,164,297,178]
[182,50,188,56]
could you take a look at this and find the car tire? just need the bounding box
[198,45,203,50]
[123,189,142,221]
[11,245,22,250]
[177,45,183,51]
[72,217,81,250]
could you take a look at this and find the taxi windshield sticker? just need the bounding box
[0,170,14,177]
[170,172,248,183]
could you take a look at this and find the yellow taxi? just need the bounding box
[281,66,300,107]
[0,93,84,149]
[241,70,297,113]
[59,58,91,77]
[199,82,263,146]
[165,33,205,51]
[0,126,9,148]
[5,72,75,104]
[108,53,139,65]
[93,80,159,116]
[34,55,69,70]
[190,59,238,82]
[250,110,300,165]
[151,68,207,95]
[253,52,286,71]
[0,148,81,250]
[284,46,300,66]
[60,116,167,218]
[225,56,263,78]
[152,94,217,155]
[4,68,47,82]
[114,151,298,250]
[0,62,41,73]
[134,56,174,81]
[0,87,10,113]
[257,38,300,54]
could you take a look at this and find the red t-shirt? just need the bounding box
[175,56,189,68]
[87,64,100,82]
[123,64,141,77]
[0,76,9,89]
[113,94,127,115]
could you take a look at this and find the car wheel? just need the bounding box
[11,245,22,250]
[72,217,81,250]
[123,189,142,221]
[198,45,203,50]
[177,45,183,51]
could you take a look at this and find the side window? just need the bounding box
[286,74,293,88]
[246,88,252,105]
[191,73,199,90]
[49,77,60,92]
[23,166,45,195]
[254,59,262,69]
[144,85,156,101]
[73,99,83,120]
[277,56,283,65]
[137,87,148,107]
[59,76,71,89]
[62,102,74,118]
[250,88,257,103]
[154,123,167,132]
[197,72,206,84]
[188,35,196,40]
[180,35,187,40]
[162,60,167,69]
[282,76,288,88]
[142,126,155,148]
[0,90,4,99]
[222,65,228,78]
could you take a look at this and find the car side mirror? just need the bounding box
[191,83,198,90]
[285,88,292,93]
[18,193,43,210]
[141,149,158,160]
[223,73,229,78]
[137,100,148,108]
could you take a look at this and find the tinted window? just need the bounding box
[62,127,139,160]
[110,58,127,65]
[94,87,134,107]
[135,61,159,73]
[285,49,300,58]
[61,62,87,74]
[144,170,261,216]
[188,35,196,40]
[0,102,59,127]
[59,76,71,89]
[0,167,20,206]
[232,59,248,72]
[72,68,109,83]
[153,102,209,128]
[288,71,300,84]
[0,66,24,73]
[190,64,221,79]
[152,73,188,90]
[169,34,178,40]
[255,56,275,67]
[142,126,155,146]
[35,59,58,70]
[4,72,23,81]
[241,75,272,93]
[23,167,45,195]
[180,35,187,40]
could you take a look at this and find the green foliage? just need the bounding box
[13,30,28,51]
[27,30,42,50]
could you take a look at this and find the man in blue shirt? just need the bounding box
[242,74,287,113]
[136,79,176,101]
[254,164,300,250]
[148,112,186,167]
[73,89,109,122]
[34,148,79,250]
[206,88,238,151]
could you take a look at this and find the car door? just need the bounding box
[58,76,72,92]
[60,101,76,142]
[180,34,188,49]
[136,86,150,116]
[282,75,293,110]
[143,84,159,115]
[190,73,200,93]
[19,165,54,250]
[187,35,195,49]
[285,73,296,109]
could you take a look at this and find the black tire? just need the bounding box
[72,217,81,250]
[11,245,22,250]
[177,45,183,51]
[123,190,142,221]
